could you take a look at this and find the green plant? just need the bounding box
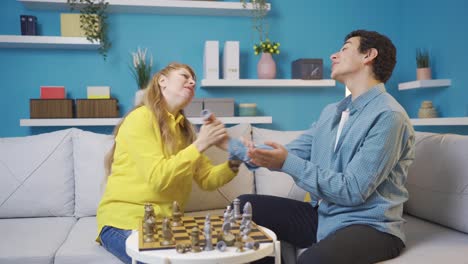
[68,0,111,59]
[416,48,430,68]
[253,38,280,55]
[241,0,270,42]
[130,47,153,90]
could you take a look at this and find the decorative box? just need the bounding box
[87,86,110,99]
[40,86,66,99]
[184,98,203,117]
[204,98,234,117]
[292,58,323,80]
[238,103,257,116]
[75,99,119,118]
[30,99,73,118]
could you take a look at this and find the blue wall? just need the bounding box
[0,0,466,137]
[393,0,468,135]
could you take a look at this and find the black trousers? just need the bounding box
[238,194,405,264]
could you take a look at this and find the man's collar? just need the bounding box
[336,83,386,115]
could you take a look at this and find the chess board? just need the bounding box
[138,215,273,251]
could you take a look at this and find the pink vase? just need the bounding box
[257,52,276,79]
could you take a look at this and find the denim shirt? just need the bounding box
[229,84,415,243]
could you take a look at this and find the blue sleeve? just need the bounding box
[284,123,316,161]
[282,111,411,206]
[228,138,272,170]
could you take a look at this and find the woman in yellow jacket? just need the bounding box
[96,63,240,263]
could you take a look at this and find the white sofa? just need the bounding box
[1,124,467,264]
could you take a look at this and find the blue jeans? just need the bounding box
[100,226,134,264]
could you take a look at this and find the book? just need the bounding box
[203,41,219,80]
[223,41,240,80]
[40,86,66,99]
[60,13,86,37]
[20,15,28,35]
[26,15,37,36]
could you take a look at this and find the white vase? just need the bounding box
[134,89,146,106]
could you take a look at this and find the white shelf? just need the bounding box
[0,35,99,49]
[18,0,270,16]
[20,116,272,126]
[410,117,468,126]
[201,79,336,88]
[398,79,451,90]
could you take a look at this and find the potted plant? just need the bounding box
[67,0,111,60]
[241,0,279,79]
[416,48,431,80]
[130,47,153,105]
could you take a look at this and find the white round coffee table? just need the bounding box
[125,225,281,264]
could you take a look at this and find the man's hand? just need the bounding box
[247,141,288,170]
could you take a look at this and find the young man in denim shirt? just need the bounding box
[230,30,415,264]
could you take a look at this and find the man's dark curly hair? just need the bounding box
[345,30,396,83]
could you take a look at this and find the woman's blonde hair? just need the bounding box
[104,62,197,178]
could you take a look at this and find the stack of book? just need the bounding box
[20,15,37,36]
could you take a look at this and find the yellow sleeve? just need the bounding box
[117,108,202,192]
[193,154,237,191]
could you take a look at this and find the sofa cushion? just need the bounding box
[379,215,468,263]
[0,129,75,218]
[295,214,468,264]
[73,129,114,218]
[405,132,468,234]
[252,127,307,201]
[0,217,76,264]
[185,123,255,212]
[55,217,122,264]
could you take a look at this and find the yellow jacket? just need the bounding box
[96,106,237,241]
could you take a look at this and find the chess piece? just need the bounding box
[245,241,260,250]
[190,226,202,252]
[204,214,214,251]
[176,244,190,254]
[241,219,253,241]
[216,241,227,252]
[233,198,242,220]
[240,202,252,234]
[172,201,183,227]
[241,220,255,247]
[143,203,157,243]
[221,221,235,246]
[223,205,232,222]
[242,201,252,221]
[235,234,244,252]
[161,217,174,246]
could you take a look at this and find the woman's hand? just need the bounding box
[202,113,230,151]
[194,118,228,153]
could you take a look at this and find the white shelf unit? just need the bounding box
[0,35,99,49]
[20,116,272,127]
[410,117,468,126]
[201,79,336,88]
[18,0,270,16]
[398,79,451,90]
